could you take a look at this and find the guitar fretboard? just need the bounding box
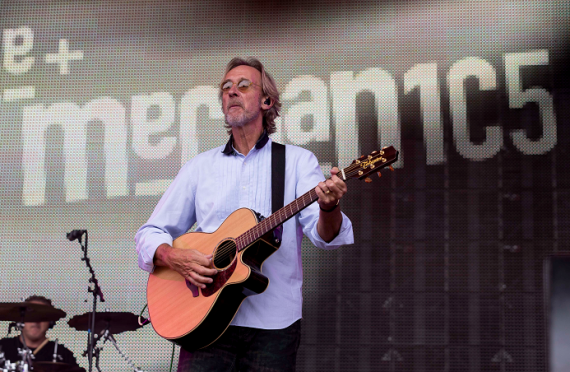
[233,146,397,251]
[235,188,319,251]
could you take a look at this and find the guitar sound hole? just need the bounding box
[213,239,237,269]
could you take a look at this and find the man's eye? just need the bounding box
[222,81,233,90]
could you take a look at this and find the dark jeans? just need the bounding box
[177,320,301,372]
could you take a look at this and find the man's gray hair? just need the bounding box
[220,57,281,135]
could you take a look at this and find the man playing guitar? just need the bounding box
[135,57,354,371]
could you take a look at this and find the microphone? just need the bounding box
[66,230,87,241]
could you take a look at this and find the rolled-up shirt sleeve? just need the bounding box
[135,161,197,272]
[295,150,354,250]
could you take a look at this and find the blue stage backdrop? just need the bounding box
[0,0,569,370]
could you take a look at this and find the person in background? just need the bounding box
[0,295,78,367]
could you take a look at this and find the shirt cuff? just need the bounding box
[311,212,354,250]
[136,232,173,273]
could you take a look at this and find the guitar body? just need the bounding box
[147,208,281,351]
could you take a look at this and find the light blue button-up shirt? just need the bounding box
[135,133,354,329]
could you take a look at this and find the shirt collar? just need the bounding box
[222,130,270,155]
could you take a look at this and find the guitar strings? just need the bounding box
[214,240,237,266]
[216,241,233,261]
[227,166,358,257]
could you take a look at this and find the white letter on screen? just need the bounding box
[22,103,88,205]
[504,49,556,155]
[404,63,445,165]
[84,98,128,198]
[331,68,401,168]
[132,92,176,159]
[179,86,224,165]
[448,57,501,161]
[283,75,329,145]
[2,26,34,74]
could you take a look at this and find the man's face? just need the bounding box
[22,301,50,343]
[221,65,263,128]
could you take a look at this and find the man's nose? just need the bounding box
[227,84,240,96]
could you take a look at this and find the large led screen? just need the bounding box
[1,1,569,370]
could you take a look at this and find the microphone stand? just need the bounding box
[72,231,105,372]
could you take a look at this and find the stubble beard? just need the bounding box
[224,103,261,128]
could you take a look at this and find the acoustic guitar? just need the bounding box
[146,146,399,351]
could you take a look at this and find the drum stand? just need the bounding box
[0,360,16,372]
[0,347,14,372]
[102,330,144,372]
[14,319,34,372]
[90,328,144,372]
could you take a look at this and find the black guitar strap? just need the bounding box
[271,142,286,214]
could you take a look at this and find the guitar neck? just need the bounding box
[234,146,398,252]
[236,171,350,252]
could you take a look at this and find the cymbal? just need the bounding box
[33,362,85,372]
[67,312,143,335]
[0,302,66,322]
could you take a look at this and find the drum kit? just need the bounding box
[0,302,146,372]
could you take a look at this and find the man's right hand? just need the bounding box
[154,244,218,289]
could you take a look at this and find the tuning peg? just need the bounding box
[364,177,372,183]
[377,172,382,177]
[389,166,394,171]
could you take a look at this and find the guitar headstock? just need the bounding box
[342,146,399,182]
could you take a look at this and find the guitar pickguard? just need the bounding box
[201,256,237,297]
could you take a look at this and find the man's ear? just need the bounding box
[262,97,273,110]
